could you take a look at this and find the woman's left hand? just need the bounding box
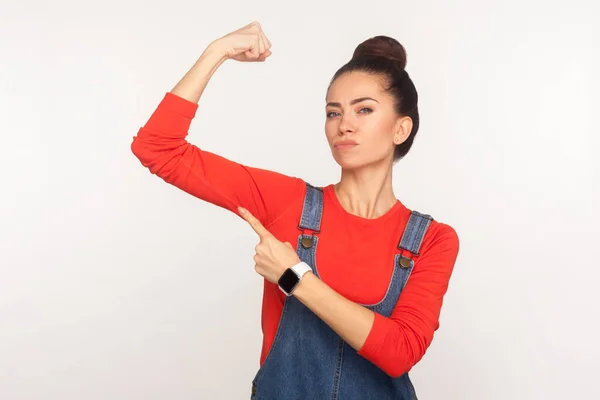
[238,207,301,284]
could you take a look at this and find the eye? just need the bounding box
[326,108,372,118]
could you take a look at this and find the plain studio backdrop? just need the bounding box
[1,0,599,399]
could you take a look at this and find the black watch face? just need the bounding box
[279,269,299,293]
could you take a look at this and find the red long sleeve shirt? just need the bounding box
[131,92,460,378]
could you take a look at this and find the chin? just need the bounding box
[332,151,390,171]
[332,154,368,170]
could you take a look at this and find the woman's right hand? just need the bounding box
[210,21,272,62]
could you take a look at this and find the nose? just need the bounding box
[338,114,355,135]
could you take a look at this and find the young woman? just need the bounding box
[131,21,459,400]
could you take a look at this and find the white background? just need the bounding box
[1,0,599,399]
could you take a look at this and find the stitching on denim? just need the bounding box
[411,217,432,256]
[399,211,432,256]
[299,183,323,231]
[310,236,322,279]
[252,296,291,386]
[361,254,402,310]
[400,259,415,290]
[331,339,345,400]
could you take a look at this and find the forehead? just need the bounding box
[326,71,387,102]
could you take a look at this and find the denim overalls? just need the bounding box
[251,182,433,400]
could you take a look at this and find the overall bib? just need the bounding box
[251,182,433,400]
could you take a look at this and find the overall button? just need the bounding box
[301,236,314,248]
[399,256,412,268]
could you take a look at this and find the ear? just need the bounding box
[393,116,413,144]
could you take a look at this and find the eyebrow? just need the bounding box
[326,97,379,108]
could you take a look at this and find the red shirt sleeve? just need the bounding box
[130,92,305,227]
[357,222,460,377]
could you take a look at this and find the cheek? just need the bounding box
[366,120,395,145]
[324,123,337,143]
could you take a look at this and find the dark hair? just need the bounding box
[328,36,419,163]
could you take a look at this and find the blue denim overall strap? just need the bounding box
[251,182,433,400]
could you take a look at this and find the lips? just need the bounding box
[334,140,358,148]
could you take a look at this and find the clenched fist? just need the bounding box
[210,21,272,62]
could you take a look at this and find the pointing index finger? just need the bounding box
[238,207,271,238]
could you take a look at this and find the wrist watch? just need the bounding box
[278,261,312,296]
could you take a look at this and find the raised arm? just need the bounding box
[131,22,304,226]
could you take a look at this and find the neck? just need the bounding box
[334,161,397,220]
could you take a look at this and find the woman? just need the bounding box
[131,21,459,400]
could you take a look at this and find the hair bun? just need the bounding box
[352,35,407,69]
